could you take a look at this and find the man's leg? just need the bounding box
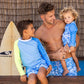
[28,73,37,84]
[37,67,48,84]
[65,57,77,76]
[57,57,77,76]
[48,61,63,76]
[48,57,77,76]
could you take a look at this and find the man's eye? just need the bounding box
[50,15,53,17]
[31,27,34,29]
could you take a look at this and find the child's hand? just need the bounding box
[46,65,52,75]
[20,75,27,82]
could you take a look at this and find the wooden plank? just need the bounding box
[0,76,84,84]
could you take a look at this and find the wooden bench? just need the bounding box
[0,76,84,84]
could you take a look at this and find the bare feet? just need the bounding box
[77,67,81,72]
[63,70,69,76]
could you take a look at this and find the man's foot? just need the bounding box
[77,67,81,72]
[63,70,69,76]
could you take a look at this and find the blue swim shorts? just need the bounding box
[26,60,48,77]
[48,57,77,76]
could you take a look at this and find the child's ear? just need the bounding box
[23,29,27,34]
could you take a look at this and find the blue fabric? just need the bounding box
[32,37,51,66]
[77,60,84,76]
[62,21,78,47]
[48,57,77,76]
[26,59,48,77]
[18,37,51,68]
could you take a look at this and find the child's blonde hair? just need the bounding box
[59,6,79,21]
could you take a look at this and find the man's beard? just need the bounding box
[46,19,55,25]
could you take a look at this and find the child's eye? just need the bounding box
[64,18,66,20]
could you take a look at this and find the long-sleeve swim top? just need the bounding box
[62,21,78,47]
[14,37,51,76]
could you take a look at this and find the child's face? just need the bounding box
[24,24,35,39]
[63,12,75,24]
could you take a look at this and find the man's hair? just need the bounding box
[16,20,33,37]
[38,2,54,14]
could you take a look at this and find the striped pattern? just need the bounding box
[0,1,84,56]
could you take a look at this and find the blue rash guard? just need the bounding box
[62,21,78,47]
[14,37,51,76]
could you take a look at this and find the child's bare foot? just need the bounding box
[63,70,69,76]
[77,67,81,72]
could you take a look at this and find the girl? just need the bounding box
[59,7,81,76]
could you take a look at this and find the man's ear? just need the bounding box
[40,15,45,21]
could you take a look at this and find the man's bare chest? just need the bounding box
[40,28,63,44]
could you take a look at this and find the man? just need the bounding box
[35,2,80,76]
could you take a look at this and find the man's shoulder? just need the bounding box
[35,25,44,38]
[56,19,65,25]
[36,25,43,32]
[55,19,65,29]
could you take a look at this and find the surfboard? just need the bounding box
[0,21,20,53]
[0,21,20,75]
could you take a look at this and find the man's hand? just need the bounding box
[64,44,70,53]
[46,65,52,75]
[20,75,27,82]
[64,44,76,53]
[56,47,66,60]
[48,47,67,61]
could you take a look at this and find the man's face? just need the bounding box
[44,10,56,25]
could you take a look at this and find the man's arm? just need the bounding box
[35,28,41,39]
[48,47,66,61]
[76,34,80,49]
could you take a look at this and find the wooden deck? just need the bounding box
[0,76,84,84]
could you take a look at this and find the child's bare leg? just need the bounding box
[71,52,81,72]
[37,67,48,84]
[61,60,69,76]
[28,73,37,84]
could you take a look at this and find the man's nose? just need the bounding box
[53,15,56,19]
[33,28,35,31]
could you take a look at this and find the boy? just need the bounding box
[14,20,52,84]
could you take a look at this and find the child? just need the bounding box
[59,7,81,76]
[14,20,52,84]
